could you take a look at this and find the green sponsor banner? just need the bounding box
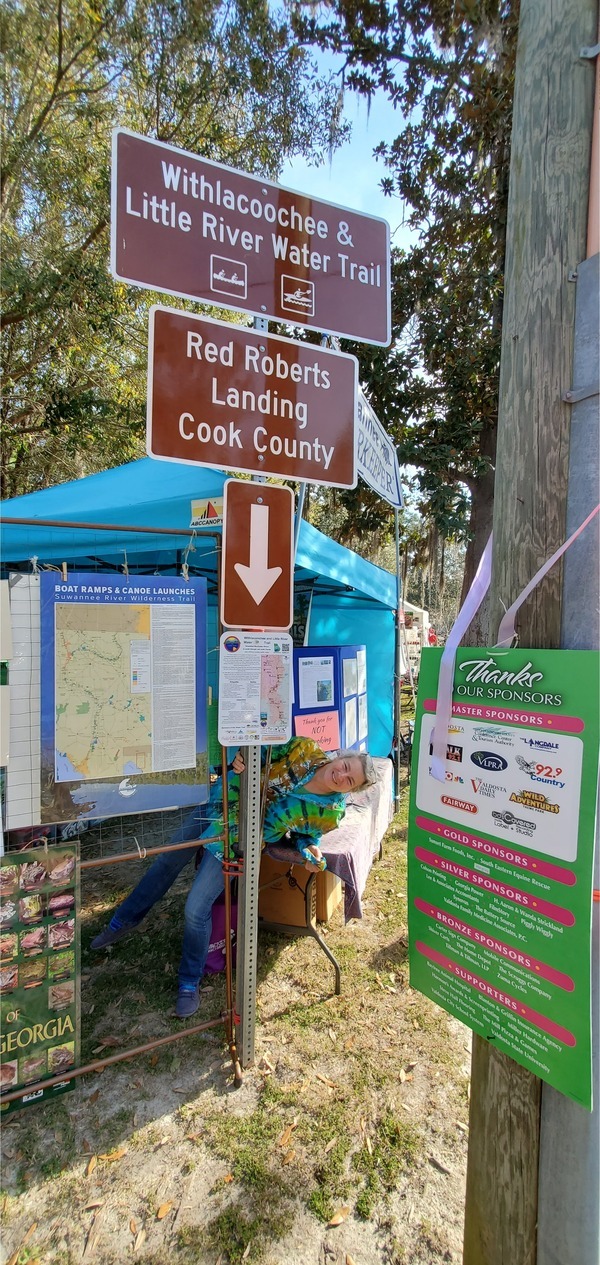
[1,844,80,1113]
[408,648,599,1109]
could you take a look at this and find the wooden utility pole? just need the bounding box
[462,3,597,1263]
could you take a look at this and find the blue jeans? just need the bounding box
[112,806,231,988]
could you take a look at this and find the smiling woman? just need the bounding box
[303,750,375,796]
[91,737,377,1016]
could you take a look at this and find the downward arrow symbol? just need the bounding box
[234,503,282,605]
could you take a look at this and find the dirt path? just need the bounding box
[1,799,469,1265]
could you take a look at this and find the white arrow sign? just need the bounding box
[222,480,293,629]
[234,503,282,605]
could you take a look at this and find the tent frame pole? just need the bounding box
[0,516,209,537]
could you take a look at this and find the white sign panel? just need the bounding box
[218,632,292,745]
[1,581,13,661]
[5,574,41,830]
[298,654,335,709]
[345,697,357,747]
[415,716,584,863]
[357,390,403,509]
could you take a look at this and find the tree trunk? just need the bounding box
[463,2,596,1262]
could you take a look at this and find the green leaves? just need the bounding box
[1,0,350,495]
[299,0,517,591]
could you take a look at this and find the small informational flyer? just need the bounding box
[298,655,334,709]
[343,656,358,698]
[1,844,79,1114]
[345,697,357,747]
[408,648,599,1108]
[218,633,292,745]
[356,647,367,695]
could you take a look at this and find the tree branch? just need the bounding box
[1,1,126,202]
[0,217,108,330]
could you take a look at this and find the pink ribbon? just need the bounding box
[430,533,493,780]
[429,502,600,783]
[495,503,600,647]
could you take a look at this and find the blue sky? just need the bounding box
[280,73,419,502]
[279,81,415,250]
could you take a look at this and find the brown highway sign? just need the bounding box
[147,306,358,488]
[221,480,294,630]
[111,127,391,346]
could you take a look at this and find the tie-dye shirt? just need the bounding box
[203,738,346,860]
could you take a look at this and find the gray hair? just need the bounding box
[336,749,378,790]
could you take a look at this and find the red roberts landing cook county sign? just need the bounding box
[111,128,391,346]
[147,306,357,488]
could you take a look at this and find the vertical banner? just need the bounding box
[1,844,80,1113]
[408,647,599,1108]
[290,585,314,648]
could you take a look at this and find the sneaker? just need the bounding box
[175,985,200,1018]
[90,923,135,950]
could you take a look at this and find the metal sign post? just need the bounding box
[235,744,262,1068]
[126,129,396,1072]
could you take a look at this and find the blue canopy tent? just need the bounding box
[1,458,397,756]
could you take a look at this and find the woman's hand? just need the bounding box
[232,751,245,775]
[303,844,323,873]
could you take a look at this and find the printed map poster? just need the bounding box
[408,647,599,1109]
[1,844,79,1114]
[40,573,208,823]
[218,633,292,745]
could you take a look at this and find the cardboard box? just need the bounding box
[315,869,343,923]
[258,854,313,926]
[258,854,343,926]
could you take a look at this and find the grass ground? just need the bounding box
[0,776,469,1265]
